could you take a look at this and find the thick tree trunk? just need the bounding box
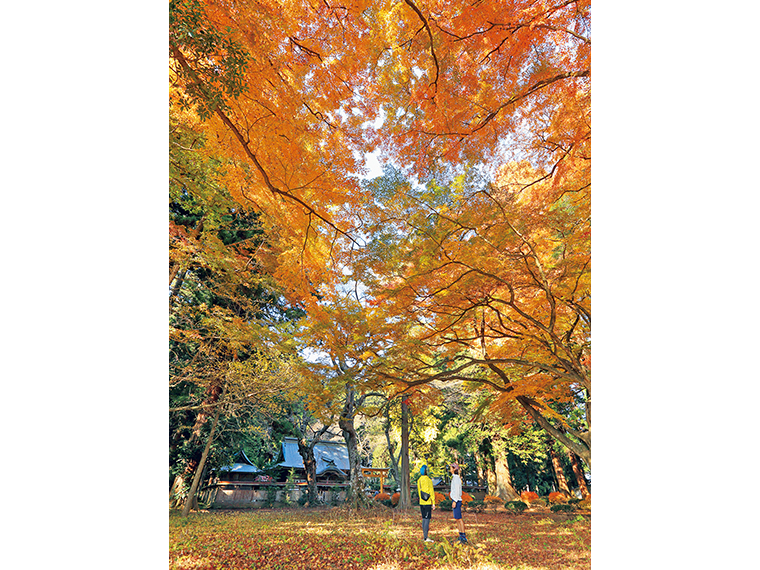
[399,397,411,509]
[569,452,589,497]
[298,437,319,506]
[182,395,223,517]
[340,419,366,509]
[473,450,486,488]
[486,468,497,496]
[494,453,519,501]
[548,444,571,495]
[339,383,370,510]
[479,438,497,495]
[297,426,332,507]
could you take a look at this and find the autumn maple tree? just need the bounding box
[356,161,590,466]
[169,0,591,498]
[294,289,393,509]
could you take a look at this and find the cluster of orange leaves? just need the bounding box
[484,495,503,504]
[447,491,474,503]
[384,491,451,504]
[547,492,569,504]
[520,491,539,503]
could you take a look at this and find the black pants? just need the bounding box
[420,504,432,539]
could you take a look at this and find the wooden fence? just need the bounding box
[199,481,487,508]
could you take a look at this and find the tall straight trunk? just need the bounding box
[548,444,571,495]
[570,452,589,497]
[182,392,223,517]
[473,450,486,488]
[494,454,519,500]
[486,468,497,496]
[399,397,411,509]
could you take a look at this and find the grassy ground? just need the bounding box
[169,506,590,569]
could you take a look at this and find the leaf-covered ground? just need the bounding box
[169,507,590,569]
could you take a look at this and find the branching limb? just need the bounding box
[402,0,440,95]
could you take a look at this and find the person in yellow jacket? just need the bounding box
[418,465,436,542]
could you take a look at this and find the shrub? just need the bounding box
[374,492,391,501]
[483,495,501,512]
[548,492,569,504]
[467,499,485,513]
[391,492,400,506]
[550,503,575,513]
[520,491,539,503]
[380,499,395,509]
[448,491,474,503]
[504,500,528,513]
[434,492,447,503]
[439,499,453,511]
[577,496,591,510]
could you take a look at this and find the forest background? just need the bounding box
[3,2,760,570]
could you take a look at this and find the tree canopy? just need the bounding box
[169,0,591,502]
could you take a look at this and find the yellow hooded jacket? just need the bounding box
[418,474,435,506]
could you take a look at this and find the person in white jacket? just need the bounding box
[449,463,468,544]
